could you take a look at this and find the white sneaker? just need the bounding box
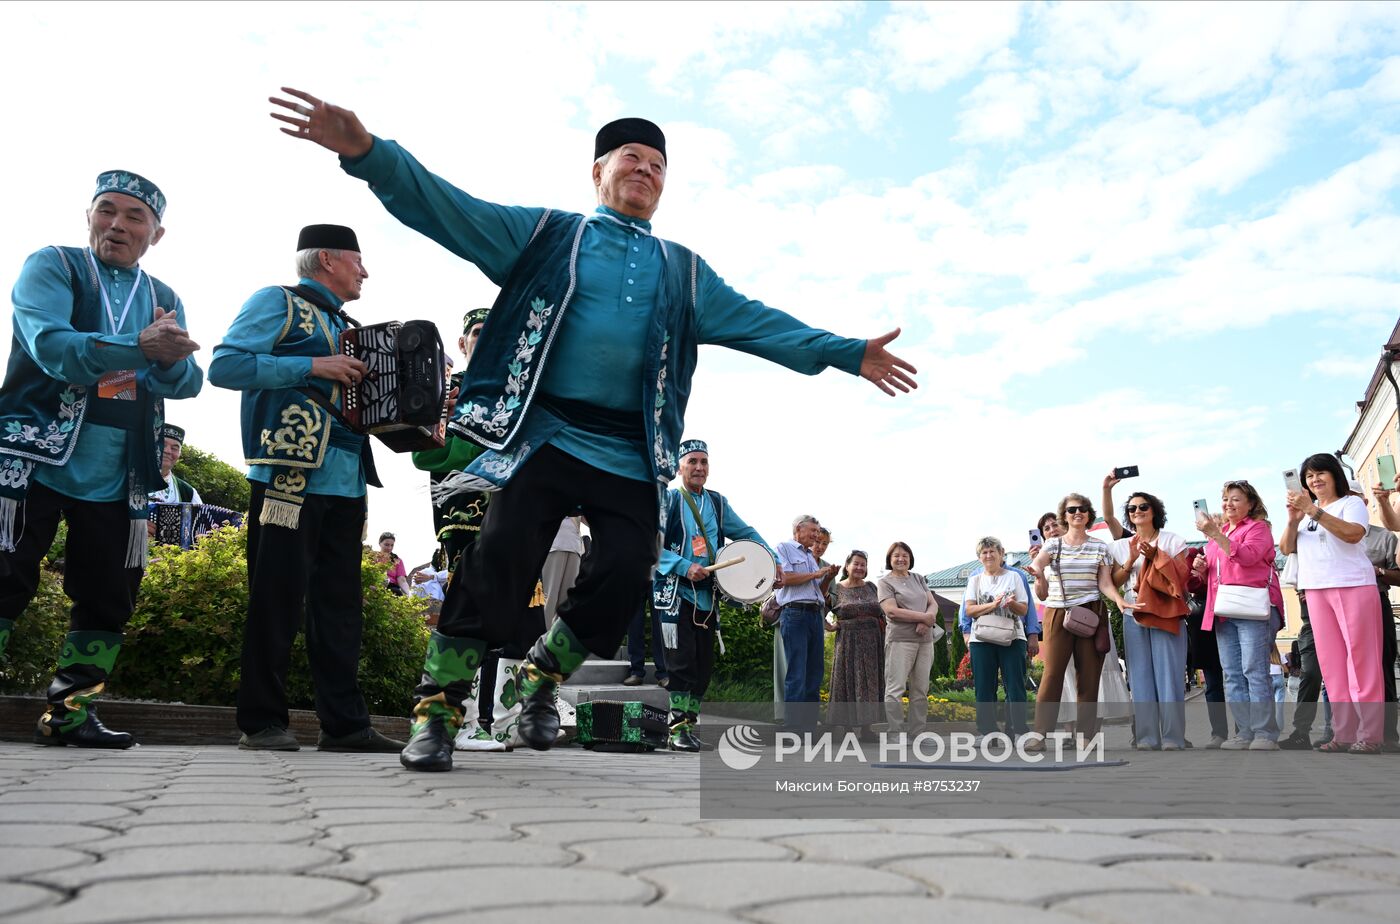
[1204,735,1227,749]
[1248,738,1279,751]
[454,724,507,752]
[1219,737,1252,750]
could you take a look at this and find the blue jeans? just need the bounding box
[1215,617,1275,741]
[970,639,1028,736]
[1122,615,1188,748]
[779,602,824,727]
[626,600,668,680]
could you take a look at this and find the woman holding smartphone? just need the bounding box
[1282,454,1383,753]
[1027,494,1133,750]
[1110,492,1191,750]
[1194,481,1282,750]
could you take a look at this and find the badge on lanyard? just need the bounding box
[97,369,138,400]
[691,534,709,560]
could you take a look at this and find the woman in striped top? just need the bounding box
[1027,493,1134,750]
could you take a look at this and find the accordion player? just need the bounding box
[338,320,451,452]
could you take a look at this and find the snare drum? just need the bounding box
[711,539,777,606]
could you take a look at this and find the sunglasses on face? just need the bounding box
[1064,506,1088,515]
[1223,480,1252,490]
[1125,503,1152,513]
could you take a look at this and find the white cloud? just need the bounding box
[955,71,1043,143]
[845,87,891,135]
[873,1,1027,91]
[1308,357,1377,379]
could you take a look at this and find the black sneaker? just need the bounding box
[239,727,300,751]
[621,674,643,687]
[1278,732,1312,750]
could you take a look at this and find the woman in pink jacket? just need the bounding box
[1193,481,1282,750]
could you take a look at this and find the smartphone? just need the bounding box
[1114,465,1140,479]
[1283,469,1305,495]
[1028,528,1043,545]
[1379,455,1397,491]
[1192,498,1210,520]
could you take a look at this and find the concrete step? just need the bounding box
[566,658,664,685]
[558,684,671,710]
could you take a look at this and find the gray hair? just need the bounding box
[295,247,343,279]
[594,148,615,168]
[791,514,818,531]
[975,536,1005,556]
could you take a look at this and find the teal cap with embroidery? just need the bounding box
[93,170,166,222]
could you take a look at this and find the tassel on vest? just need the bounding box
[258,497,303,530]
[0,497,19,553]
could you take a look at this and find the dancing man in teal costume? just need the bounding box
[0,171,203,747]
[654,439,777,751]
[271,87,918,772]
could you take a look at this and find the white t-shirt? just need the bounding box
[550,516,584,555]
[962,569,1028,644]
[1110,531,1188,605]
[1296,495,1374,590]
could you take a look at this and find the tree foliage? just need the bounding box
[173,443,251,512]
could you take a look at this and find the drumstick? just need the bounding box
[707,555,747,572]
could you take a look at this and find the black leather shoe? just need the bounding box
[670,726,702,753]
[1278,732,1312,750]
[516,674,561,751]
[400,716,454,772]
[34,707,135,749]
[320,726,406,752]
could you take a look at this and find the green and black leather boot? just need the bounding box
[668,691,702,752]
[34,631,133,749]
[515,619,590,750]
[401,631,486,772]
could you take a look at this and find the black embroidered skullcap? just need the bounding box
[594,118,666,163]
[161,424,185,445]
[297,224,360,252]
[463,308,490,333]
[678,439,708,459]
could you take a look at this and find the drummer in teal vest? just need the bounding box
[0,170,203,748]
[208,223,403,755]
[654,439,776,752]
[271,87,918,772]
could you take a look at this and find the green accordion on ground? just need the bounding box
[575,699,669,752]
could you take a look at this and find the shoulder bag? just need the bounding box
[970,574,1019,647]
[1213,557,1272,620]
[1053,541,1101,638]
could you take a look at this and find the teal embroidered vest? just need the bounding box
[653,487,731,623]
[239,289,375,528]
[0,246,169,558]
[447,211,699,493]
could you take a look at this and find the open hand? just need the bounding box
[859,328,917,396]
[270,87,374,158]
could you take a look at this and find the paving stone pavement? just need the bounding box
[2,742,1400,922]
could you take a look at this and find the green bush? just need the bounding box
[0,568,69,694]
[173,443,251,512]
[1,524,430,716]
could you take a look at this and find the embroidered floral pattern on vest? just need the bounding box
[479,441,532,480]
[652,332,674,474]
[3,386,84,456]
[261,403,323,461]
[0,457,32,489]
[458,297,553,438]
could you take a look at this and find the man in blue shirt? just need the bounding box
[0,171,202,748]
[774,516,839,731]
[209,224,402,755]
[271,87,918,772]
[653,439,776,751]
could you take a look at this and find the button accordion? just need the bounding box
[339,320,450,453]
[149,503,244,549]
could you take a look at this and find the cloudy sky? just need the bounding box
[3,1,1399,575]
